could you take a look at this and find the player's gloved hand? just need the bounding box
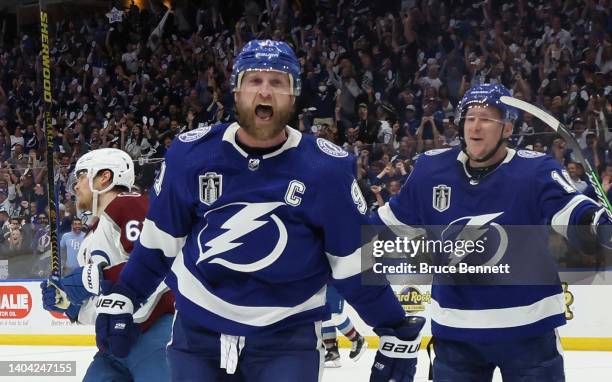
[40,280,80,322]
[370,316,426,382]
[95,283,140,358]
[592,208,612,249]
[61,254,109,304]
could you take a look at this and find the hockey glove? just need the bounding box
[370,315,426,382]
[40,280,80,322]
[592,208,612,250]
[95,283,140,358]
[61,254,109,304]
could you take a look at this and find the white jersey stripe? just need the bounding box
[431,293,565,329]
[326,248,362,280]
[551,194,593,238]
[139,218,186,258]
[172,251,326,326]
[378,204,426,239]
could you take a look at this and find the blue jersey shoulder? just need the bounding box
[511,149,562,174]
[165,123,227,163]
[173,123,227,150]
[298,134,356,176]
[410,148,457,177]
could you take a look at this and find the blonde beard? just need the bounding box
[235,102,294,141]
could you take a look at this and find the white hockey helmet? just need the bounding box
[74,148,135,191]
[73,148,134,215]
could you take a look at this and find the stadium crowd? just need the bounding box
[0,0,610,278]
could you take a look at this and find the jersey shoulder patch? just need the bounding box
[424,148,452,156]
[517,149,545,158]
[316,138,348,158]
[178,125,212,143]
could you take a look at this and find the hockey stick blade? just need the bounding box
[500,96,612,216]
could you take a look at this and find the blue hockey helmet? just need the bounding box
[455,83,518,124]
[230,40,301,96]
[455,83,519,163]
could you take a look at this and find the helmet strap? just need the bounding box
[91,189,100,217]
[88,172,116,216]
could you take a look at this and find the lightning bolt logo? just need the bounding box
[197,202,287,272]
[442,212,506,266]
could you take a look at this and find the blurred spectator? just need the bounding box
[0,208,10,242]
[353,103,379,144]
[60,217,85,274]
[566,162,589,194]
[3,229,28,254]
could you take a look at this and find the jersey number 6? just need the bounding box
[125,220,142,242]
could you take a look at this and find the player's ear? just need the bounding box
[100,169,113,187]
[502,122,513,139]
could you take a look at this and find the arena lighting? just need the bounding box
[131,0,172,9]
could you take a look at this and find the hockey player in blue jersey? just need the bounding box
[374,83,612,381]
[94,40,425,381]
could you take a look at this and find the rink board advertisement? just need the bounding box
[0,280,611,350]
[347,277,612,351]
[0,281,94,345]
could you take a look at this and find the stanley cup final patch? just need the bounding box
[200,172,222,205]
[432,184,451,212]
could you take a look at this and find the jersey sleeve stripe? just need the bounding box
[377,204,404,226]
[133,281,170,323]
[431,293,565,329]
[551,194,594,237]
[325,248,362,280]
[377,204,426,238]
[172,250,326,326]
[139,218,187,258]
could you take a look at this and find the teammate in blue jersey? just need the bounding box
[93,40,425,381]
[373,83,612,381]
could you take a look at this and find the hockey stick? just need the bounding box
[500,96,612,218]
[39,1,61,281]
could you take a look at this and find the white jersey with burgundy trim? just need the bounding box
[75,193,173,327]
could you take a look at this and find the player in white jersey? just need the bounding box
[40,148,174,381]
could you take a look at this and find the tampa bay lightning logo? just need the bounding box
[196,202,287,272]
[178,125,211,142]
[440,212,507,266]
[517,150,545,158]
[316,138,348,158]
[424,148,451,156]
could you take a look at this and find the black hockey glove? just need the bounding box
[370,315,426,382]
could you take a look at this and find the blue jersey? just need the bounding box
[60,230,85,270]
[120,123,404,335]
[375,147,599,342]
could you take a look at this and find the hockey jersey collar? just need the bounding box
[222,122,302,159]
[456,148,516,178]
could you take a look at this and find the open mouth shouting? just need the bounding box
[255,104,274,121]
